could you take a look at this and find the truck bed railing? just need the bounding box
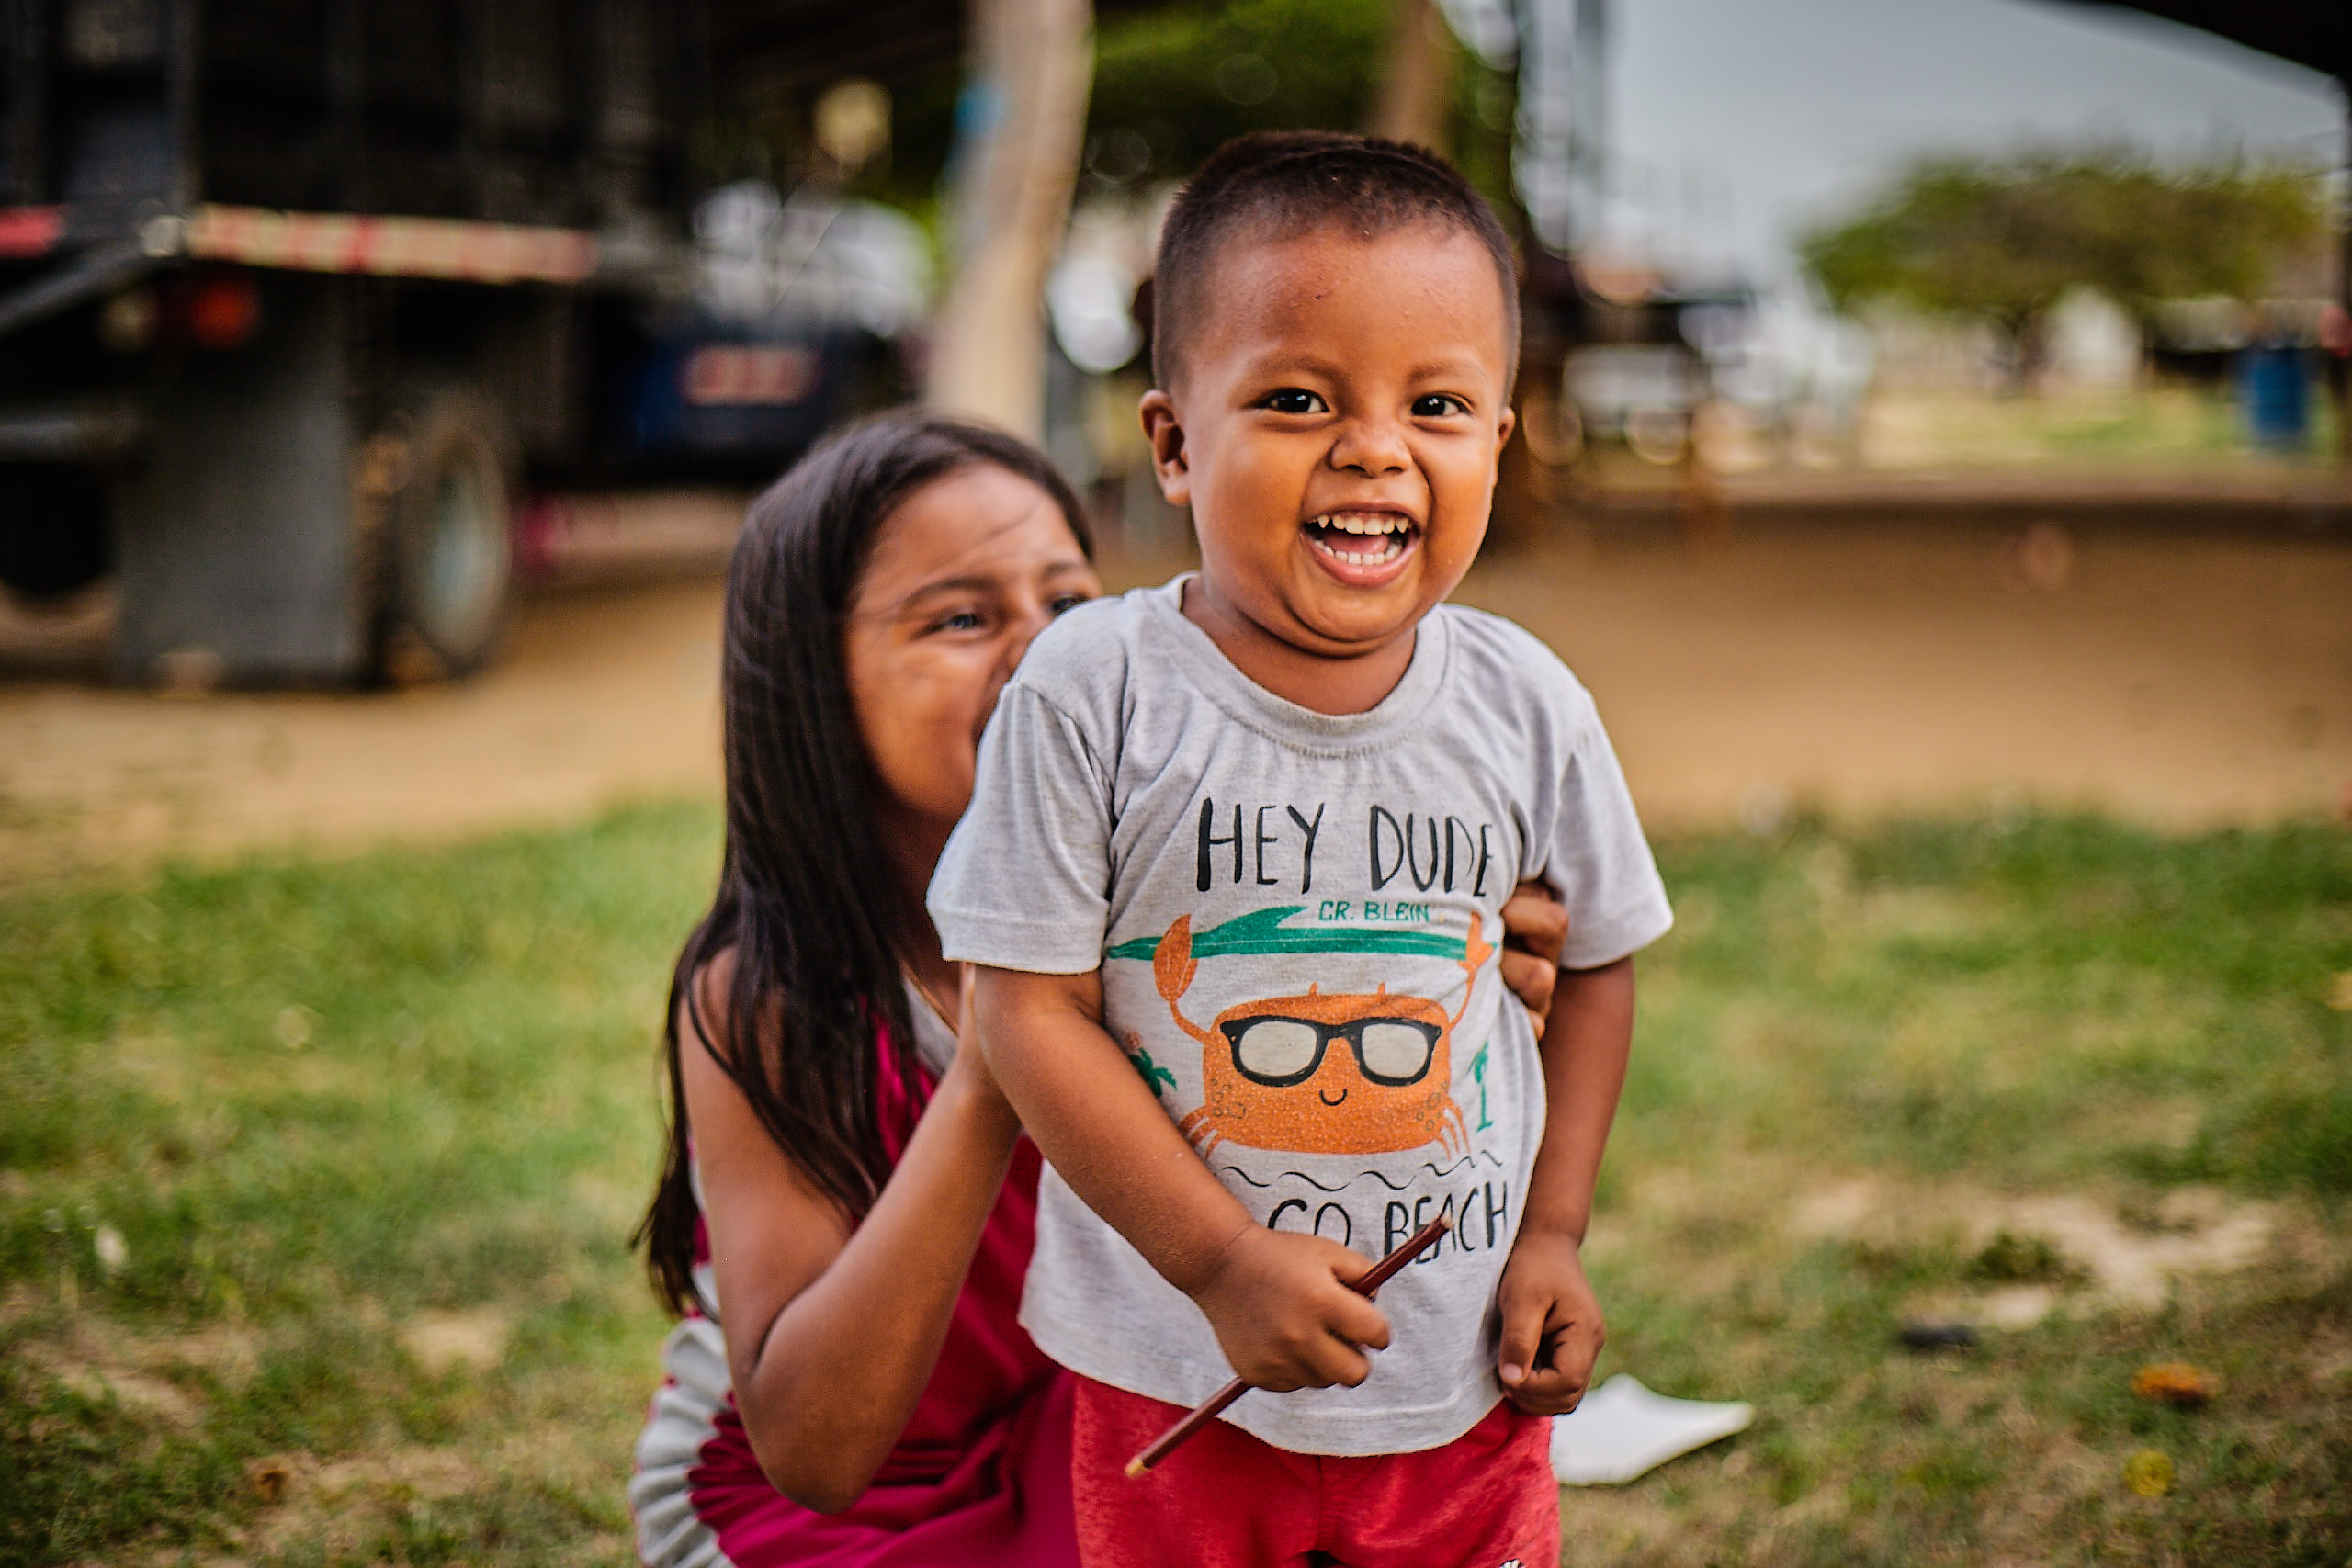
[0,199,655,340]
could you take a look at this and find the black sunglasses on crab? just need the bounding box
[1216,1015,1442,1088]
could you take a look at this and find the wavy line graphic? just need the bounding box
[1216,1152,1507,1192]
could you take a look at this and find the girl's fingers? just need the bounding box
[1498,881,1565,1031]
[1499,881,1569,954]
[1498,948,1553,1032]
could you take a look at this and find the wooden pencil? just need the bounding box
[1124,1213,1454,1479]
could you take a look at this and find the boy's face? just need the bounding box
[1143,222,1515,663]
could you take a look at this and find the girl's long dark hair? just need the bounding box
[639,411,1092,1316]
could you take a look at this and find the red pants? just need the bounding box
[1070,1376,1559,1568]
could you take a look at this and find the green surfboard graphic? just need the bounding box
[1104,905,1468,963]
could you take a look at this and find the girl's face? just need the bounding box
[842,463,1100,855]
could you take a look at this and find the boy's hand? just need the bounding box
[1495,1227,1605,1416]
[1189,1225,1393,1393]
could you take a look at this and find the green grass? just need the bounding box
[2,806,2347,1565]
[0,804,714,1567]
[1579,814,2352,1565]
[1851,383,2345,471]
[1621,816,2352,1196]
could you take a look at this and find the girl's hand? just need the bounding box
[1188,1225,1393,1393]
[1494,1226,1606,1416]
[1499,881,1568,1040]
[938,965,1021,1148]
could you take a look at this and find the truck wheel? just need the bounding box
[0,467,114,603]
[367,384,514,681]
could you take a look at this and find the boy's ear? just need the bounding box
[1496,402,1518,449]
[1138,390,1191,507]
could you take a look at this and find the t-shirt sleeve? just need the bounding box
[927,682,1112,974]
[1544,703,1675,970]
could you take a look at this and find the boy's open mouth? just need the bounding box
[1302,511,1419,578]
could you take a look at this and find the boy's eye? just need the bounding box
[1048,593,1089,616]
[1262,389,1326,415]
[929,609,985,634]
[1412,393,1468,418]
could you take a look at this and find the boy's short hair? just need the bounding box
[1151,130,1521,390]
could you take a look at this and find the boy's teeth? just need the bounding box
[1306,516,1410,565]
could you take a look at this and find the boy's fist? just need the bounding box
[1189,1226,1392,1393]
[1495,1230,1605,1416]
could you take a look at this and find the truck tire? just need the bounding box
[0,467,114,604]
[366,383,515,681]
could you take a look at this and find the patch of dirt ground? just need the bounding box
[1459,521,2352,831]
[1786,1174,2311,1323]
[0,578,728,881]
[3,514,2348,880]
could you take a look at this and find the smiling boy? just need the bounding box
[930,133,1673,1568]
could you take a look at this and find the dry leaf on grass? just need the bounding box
[2131,1362,2218,1407]
[2121,1448,2174,1496]
[246,1454,296,1504]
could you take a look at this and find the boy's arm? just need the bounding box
[1495,953,1634,1414]
[971,964,1393,1393]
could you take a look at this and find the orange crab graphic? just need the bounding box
[1149,914,1489,1159]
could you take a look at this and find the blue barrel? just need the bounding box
[2235,344,2311,451]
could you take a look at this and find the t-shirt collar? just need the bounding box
[1139,574,1451,750]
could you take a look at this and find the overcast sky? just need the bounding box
[1596,0,2345,286]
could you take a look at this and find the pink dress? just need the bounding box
[629,1014,1076,1568]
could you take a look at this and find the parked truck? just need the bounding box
[0,0,907,682]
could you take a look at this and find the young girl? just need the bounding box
[629,412,1571,1566]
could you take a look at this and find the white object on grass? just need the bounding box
[1551,1374,1755,1485]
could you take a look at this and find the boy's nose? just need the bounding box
[1329,418,1409,477]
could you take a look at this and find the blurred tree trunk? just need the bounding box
[1369,0,1453,148]
[927,0,1093,439]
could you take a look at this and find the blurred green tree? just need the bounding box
[1798,152,2328,373]
[1089,0,1386,175]
[1085,0,1510,205]
[867,0,1398,214]
[861,0,1518,281]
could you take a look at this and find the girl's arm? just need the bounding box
[682,961,1022,1513]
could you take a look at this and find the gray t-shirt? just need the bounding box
[929,578,1672,1455]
